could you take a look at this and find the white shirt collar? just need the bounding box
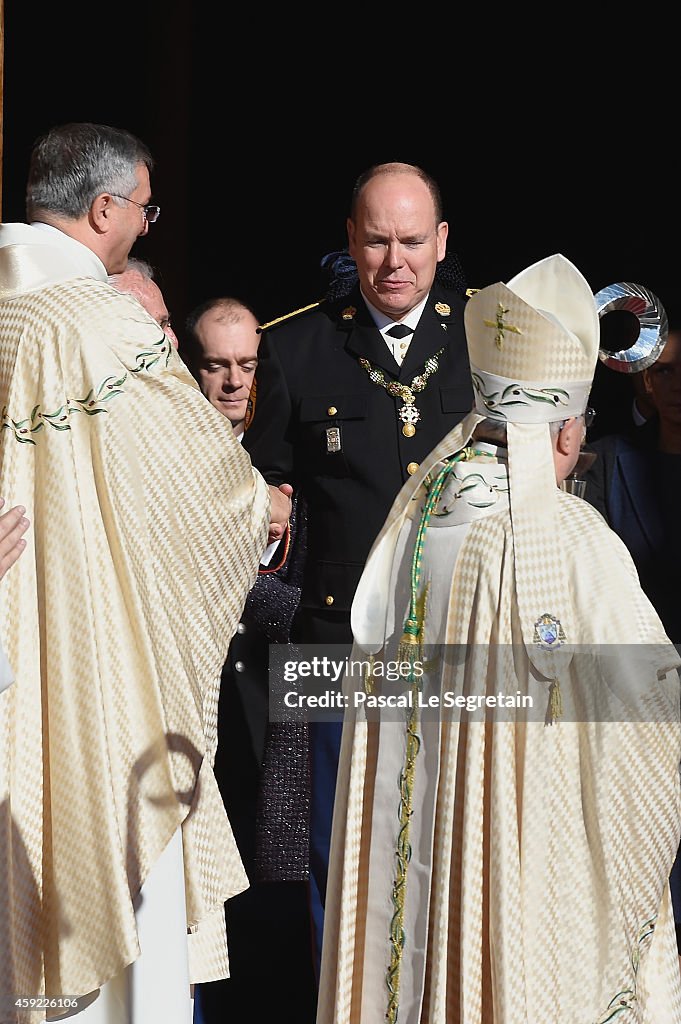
[0,222,108,302]
[361,291,429,335]
[361,292,429,364]
[28,222,108,280]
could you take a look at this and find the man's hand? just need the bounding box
[268,483,293,546]
[0,499,29,580]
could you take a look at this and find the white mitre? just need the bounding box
[466,254,600,677]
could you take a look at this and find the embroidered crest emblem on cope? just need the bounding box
[533,613,567,649]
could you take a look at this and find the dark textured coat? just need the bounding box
[584,418,681,643]
[243,282,474,643]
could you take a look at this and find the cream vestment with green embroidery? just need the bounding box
[318,413,681,1024]
[0,224,270,1015]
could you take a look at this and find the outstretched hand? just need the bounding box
[0,499,29,580]
[267,483,293,546]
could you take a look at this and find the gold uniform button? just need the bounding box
[325,595,334,606]
[407,462,420,475]
[327,406,337,416]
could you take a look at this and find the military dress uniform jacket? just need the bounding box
[243,282,473,644]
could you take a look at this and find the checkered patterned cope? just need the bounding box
[319,418,681,1023]
[0,278,270,1019]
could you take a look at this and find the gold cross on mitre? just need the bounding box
[484,302,523,349]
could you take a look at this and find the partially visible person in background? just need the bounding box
[183,295,292,541]
[585,318,681,967]
[585,322,681,653]
[588,359,656,438]
[0,121,270,1024]
[184,297,259,436]
[110,255,179,348]
[183,298,315,1024]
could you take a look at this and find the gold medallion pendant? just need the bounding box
[399,404,420,437]
[358,347,444,438]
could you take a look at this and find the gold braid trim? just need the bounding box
[257,301,322,333]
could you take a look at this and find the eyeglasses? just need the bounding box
[110,194,161,224]
[557,408,597,432]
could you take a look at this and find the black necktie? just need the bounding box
[386,323,413,339]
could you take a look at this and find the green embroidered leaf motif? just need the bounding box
[459,474,488,491]
[520,389,564,406]
[637,917,656,942]
[132,352,162,371]
[594,914,655,1020]
[2,372,129,443]
[42,407,69,422]
[131,336,172,374]
[3,424,36,445]
[595,999,633,1022]
[471,373,499,402]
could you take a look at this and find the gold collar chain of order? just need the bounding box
[358,347,445,437]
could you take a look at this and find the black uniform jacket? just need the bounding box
[243,282,473,642]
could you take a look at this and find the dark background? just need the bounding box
[3,6,678,343]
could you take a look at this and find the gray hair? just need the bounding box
[121,256,155,281]
[26,122,153,221]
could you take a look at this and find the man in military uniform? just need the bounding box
[242,161,474,980]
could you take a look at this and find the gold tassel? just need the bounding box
[397,617,422,680]
[364,654,375,695]
[548,678,563,725]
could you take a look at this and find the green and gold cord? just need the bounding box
[386,447,485,1022]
